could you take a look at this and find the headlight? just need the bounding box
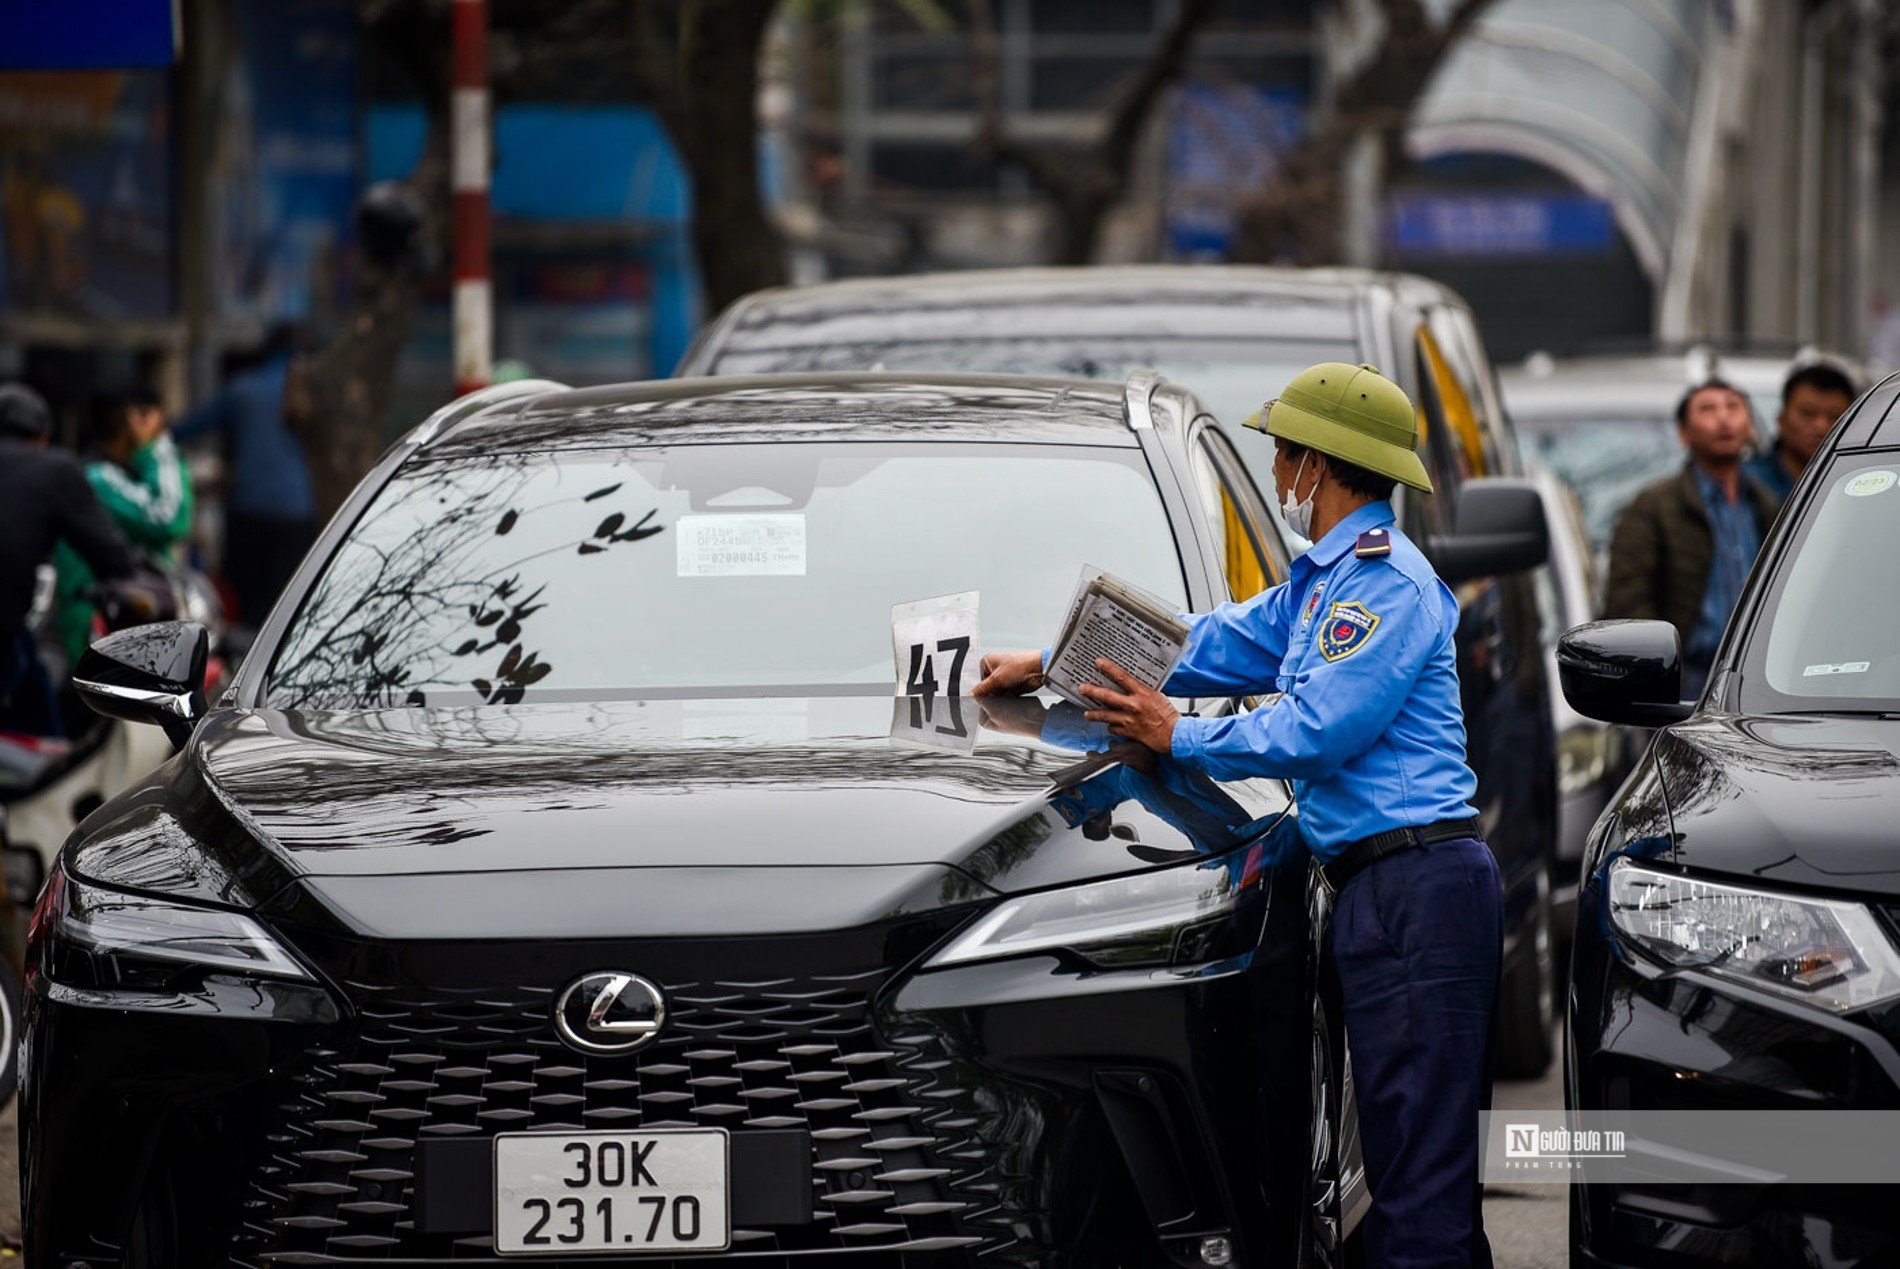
[35,869,311,983]
[927,844,1264,971]
[1607,859,1900,1011]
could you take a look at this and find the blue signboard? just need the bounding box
[0,69,173,317]
[0,0,177,69]
[368,104,689,224]
[1387,192,1617,257]
[370,102,698,376]
[217,0,360,327]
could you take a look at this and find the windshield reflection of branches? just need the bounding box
[267,456,663,710]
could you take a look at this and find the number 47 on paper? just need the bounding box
[891,591,983,698]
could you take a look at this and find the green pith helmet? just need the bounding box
[1242,362,1434,494]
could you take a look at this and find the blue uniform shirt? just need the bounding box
[1165,500,1478,860]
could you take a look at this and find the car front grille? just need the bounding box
[227,968,1030,1265]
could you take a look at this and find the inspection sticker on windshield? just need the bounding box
[892,591,982,698]
[676,514,806,577]
[1844,470,1896,498]
[1805,661,1871,677]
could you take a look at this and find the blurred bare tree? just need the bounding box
[624,0,788,313]
[968,0,1222,265]
[287,0,449,523]
[1232,0,1495,265]
[286,0,787,521]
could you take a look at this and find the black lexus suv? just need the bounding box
[1560,372,1900,1266]
[26,372,1463,1268]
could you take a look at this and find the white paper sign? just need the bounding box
[891,591,983,698]
[887,694,979,752]
[676,514,806,577]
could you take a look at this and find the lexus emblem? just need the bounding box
[554,972,667,1055]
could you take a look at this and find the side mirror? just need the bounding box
[1429,477,1550,584]
[1557,619,1693,728]
[73,622,209,750]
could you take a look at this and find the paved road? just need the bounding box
[0,1042,1569,1263]
[1484,1032,1568,1269]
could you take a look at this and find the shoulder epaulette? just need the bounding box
[1354,528,1393,559]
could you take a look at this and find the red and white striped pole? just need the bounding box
[451,0,491,397]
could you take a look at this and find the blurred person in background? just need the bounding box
[173,324,316,626]
[1743,362,1858,506]
[50,387,195,668]
[0,384,134,736]
[1605,380,1778,697]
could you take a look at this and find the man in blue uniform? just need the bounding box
[976,362,1501,1268]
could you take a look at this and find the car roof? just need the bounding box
[1835,372,1900,452]
[1502,348,1863,420]
[419,372,1150,458]
[698,265,1464,352]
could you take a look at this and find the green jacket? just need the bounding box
[52,435,195,663]
[1602,463,1779,652]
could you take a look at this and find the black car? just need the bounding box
[681,265,1561,1076]
[1560,373,1900,1265]
[26,372,1400,1268]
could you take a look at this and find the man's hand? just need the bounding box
[1080,658,1180,754]
[971,649,1045,697]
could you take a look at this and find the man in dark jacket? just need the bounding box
[1604,378,1779,696]
[0,384,136,734]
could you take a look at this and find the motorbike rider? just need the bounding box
[51,388,196,667]
[0,384,136,736]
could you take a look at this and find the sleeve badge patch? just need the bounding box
[1317,601,1381,662]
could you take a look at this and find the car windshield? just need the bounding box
[1744,457,1900,711]
[265,441,1187,709]
[1518,415,1685,548]
[709,336,1357,437]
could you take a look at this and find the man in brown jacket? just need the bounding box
[1604,379,1779,696]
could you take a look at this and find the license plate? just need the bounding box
[493,1129,731,1256]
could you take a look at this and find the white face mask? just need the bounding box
[1281,452,1317,540]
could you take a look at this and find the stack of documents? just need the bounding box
[1044,567,1189,708]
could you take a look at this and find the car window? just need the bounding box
[1187,425,1286,601]
[1742,457,1900,710]
[1408,336,1462,539]
[1428,307,1517,474]
[266,442,1189,708]
[1417,325,1492,481]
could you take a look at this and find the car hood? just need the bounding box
[125,697,1286,903]
[1652,713,1900,896]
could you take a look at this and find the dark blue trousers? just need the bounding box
[1330,836,1503,1269]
